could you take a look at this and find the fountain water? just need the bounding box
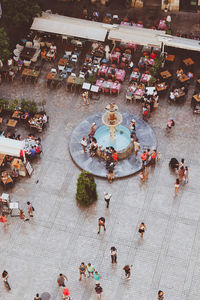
[95,104,133,159]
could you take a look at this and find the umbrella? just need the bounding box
[41,292,51,300]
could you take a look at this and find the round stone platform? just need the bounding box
[69,112,157,178]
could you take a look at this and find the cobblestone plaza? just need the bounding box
[1,29,200,300]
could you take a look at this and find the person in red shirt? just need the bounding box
[63,287,70,299]
[151,149,157,164]
[112,151,118,162]
[0,214,9,227]
[141,151,147,165]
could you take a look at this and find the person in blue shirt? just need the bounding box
[30,146,36,156]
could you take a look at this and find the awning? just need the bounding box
[108,26,165,47]
[31,13,108,42]
[0,137,25,157]
[159,34,200,52]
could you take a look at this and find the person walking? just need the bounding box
[93,271,101,284]
[98,217,106,234]
[34,293,42,300]
[174,178,180,195]
[158,290,164,299]
[57,273,68,287]
[87,263,95,277]
[134,138,140,156]
[178,166,185,182]
[78,262,87,280]
[104,192,112,208]
[81,137,87,153]
[110,246,117,263]
[184,166,189,183]
[2,270,11,290]
[27,201,34,219]
[138,222,147,238]
[123,265,133,279]
[95,283,103,299]
[19,209,27,223]
[166,119,175,133]
[0,214,9,227]
[150,149,157,165]
[62,287,71,300]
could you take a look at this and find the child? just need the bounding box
[174,178,180,195]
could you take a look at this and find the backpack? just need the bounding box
[32,206,35,211]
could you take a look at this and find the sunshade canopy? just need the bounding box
[159,34,200,52]
[0,137,25,157]
[108,25,165,47]
[31,13,108,42]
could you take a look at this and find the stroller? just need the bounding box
[169,158,179,170]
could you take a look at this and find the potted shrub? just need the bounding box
[76,171,97,206]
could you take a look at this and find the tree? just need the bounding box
[76,171,97,206]
[1,0,41,29]
[0,27,10,62]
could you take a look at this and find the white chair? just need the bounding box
[71,55,78,63]
[25,41,33,48]
[13,56,19,62]
[23,60,31,67]
[51,68,57,73]
[58,65,65,72]
[33,42,40,49]
[16,44,24,51]
[46,42,52,48]
[13,49,20,56]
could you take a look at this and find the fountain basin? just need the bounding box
[95,125,134,160]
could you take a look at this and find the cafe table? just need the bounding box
[156,82,168,92]
[110,52,121,64]
[12,111,22,119]
[134,88,145,100]
[193,94,200,102]
[7,119,17,128]
[160,70,172,80]
[98,65,108,77]
[165,54,175,62]
[102,81,113,93]
[95,79,104,91]
[58,58,68,66]
[178,74,189,83]
[66,75,77,92]
[140,73,151,84]
[130,71,140,82]
[82,82,91,91]
[115,69,126,82]
[22,68,40,83]
[183,58,194,67]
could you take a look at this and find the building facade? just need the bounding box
[133,0,200,11]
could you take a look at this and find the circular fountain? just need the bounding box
[69,108,157,178]
[95,104,133,160]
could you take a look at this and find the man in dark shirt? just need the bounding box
[57,273,68,287]
[95,283,103,299]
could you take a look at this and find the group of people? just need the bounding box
[142,89,159,121]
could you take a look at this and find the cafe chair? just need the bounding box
[25,41,33,48]
[51,68,57,74]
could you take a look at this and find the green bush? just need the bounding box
[76,171,97,206]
